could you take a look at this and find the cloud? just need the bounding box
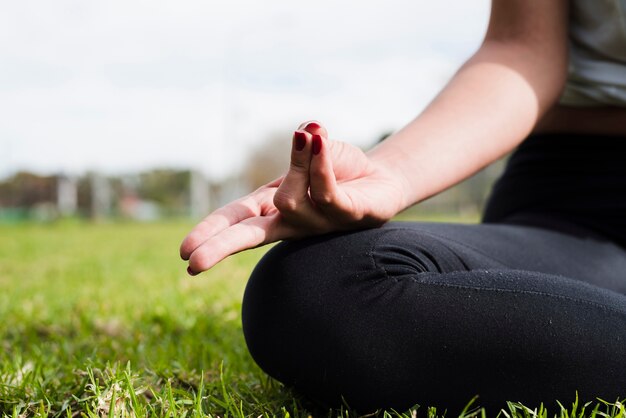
[0,0,489,179]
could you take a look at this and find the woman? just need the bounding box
[180,0,626,413]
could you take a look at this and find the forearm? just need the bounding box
[367,0,568,211]
[368,41,567,210]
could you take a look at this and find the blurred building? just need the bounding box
[0,168,251,222]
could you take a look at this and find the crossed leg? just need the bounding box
[242,221,626,413]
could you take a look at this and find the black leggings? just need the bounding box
[241,134,626,413]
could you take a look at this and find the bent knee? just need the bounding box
[241,238,345,405]
[241,231,400,405]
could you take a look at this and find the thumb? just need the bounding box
[273,130,316,222]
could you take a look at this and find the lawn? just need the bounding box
[0,220,623,417]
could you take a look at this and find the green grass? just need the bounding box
[0,220,623,417]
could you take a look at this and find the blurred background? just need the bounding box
[0,0,501,223]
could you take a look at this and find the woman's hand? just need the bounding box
[179,121,408,274]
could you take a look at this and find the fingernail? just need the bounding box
[294,131,306,151]
[304,121,321,130]
[312,134,322,155]
[187,266,198,276]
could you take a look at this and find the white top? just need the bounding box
[559,0,626,107]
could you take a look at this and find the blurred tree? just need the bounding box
[243,131,292,190]
[0,172,55,207]
[408,155,508,218]
[136,169,189,216]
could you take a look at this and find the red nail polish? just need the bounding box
[294,131,306,151]
[312,134,322,155]
[305,121,321,130]
[187,266,197,276]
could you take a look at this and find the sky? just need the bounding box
[0,0,489,180]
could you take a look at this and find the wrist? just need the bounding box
[367,144,415,213]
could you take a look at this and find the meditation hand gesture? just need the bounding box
[180,121,407,274]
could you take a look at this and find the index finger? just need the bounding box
[297,120,328,138]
